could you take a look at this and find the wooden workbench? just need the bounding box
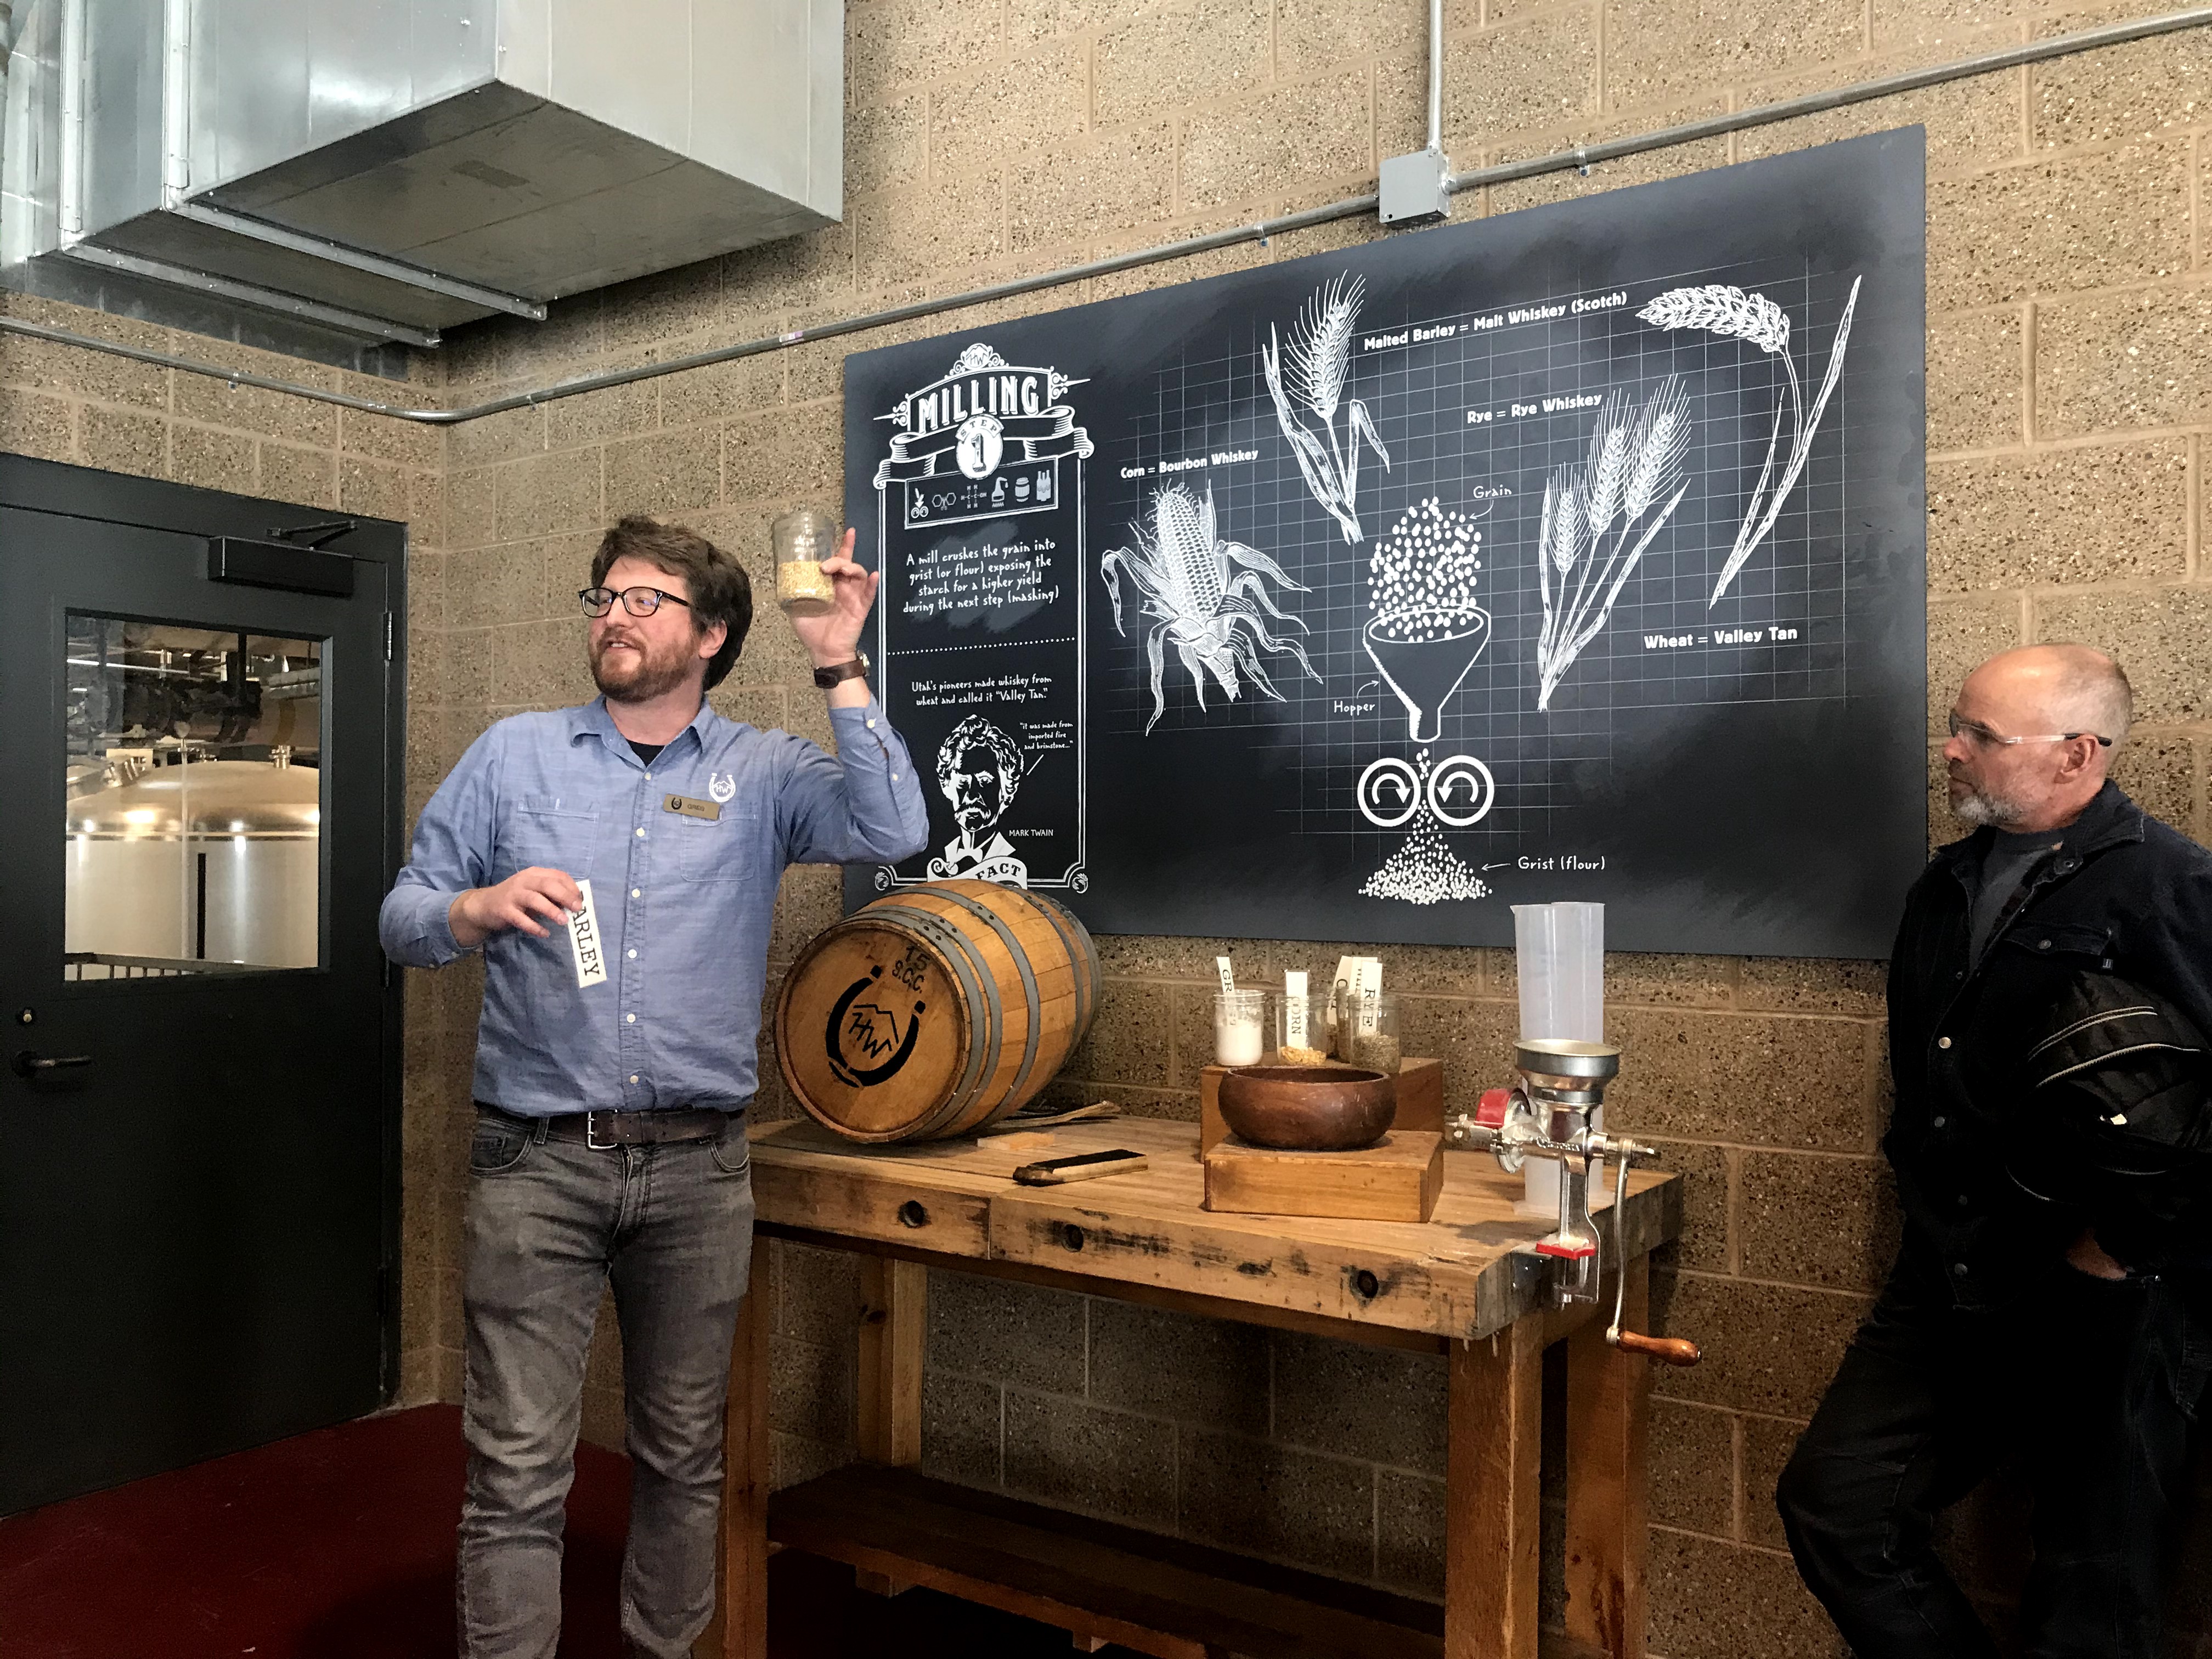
[708,1115,1683,1659]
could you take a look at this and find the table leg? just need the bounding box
[1445,1314,1542,1659]
[1564,1254,1652,1658]
[857,1257,927,1466]
[853,1257,927,1596]
[707,1235,773,1659]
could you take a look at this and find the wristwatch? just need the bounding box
[812,651,870,690]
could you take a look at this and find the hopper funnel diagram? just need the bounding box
[1363,611,1491,742]
[1364,499,1491,742]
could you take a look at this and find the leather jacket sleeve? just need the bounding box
[2004,970,2212,1273]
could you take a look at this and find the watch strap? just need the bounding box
[812,656,868,688]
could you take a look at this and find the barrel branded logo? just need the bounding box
[825,963,925,1087]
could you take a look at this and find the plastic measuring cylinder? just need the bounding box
[1510,901,1606,1211]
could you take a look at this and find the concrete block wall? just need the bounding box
[9,0,2212,1652]
[917,1266,1460,1594]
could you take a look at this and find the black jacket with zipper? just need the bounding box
[1885,781,2212,1307]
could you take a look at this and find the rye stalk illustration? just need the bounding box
[1636,276,1861,606]
[1262,273,1389,543]
[1535,376,1693,712]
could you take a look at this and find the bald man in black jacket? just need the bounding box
[1779,645,2212,1658]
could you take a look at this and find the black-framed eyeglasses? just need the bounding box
[1946,710,2112,749]
[579,585,693,619]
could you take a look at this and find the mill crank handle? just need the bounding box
[1604,1139,1702,1368]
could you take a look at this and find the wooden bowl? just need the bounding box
[1218,1064,1397,1152]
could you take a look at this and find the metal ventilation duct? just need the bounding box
[1,0,842,348]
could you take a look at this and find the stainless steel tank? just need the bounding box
[64,757,320,970]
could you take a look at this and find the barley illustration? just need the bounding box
[1638,286,1790,357]
[1288,278,1358,424]
[1637,276,1860,605]
[1534,376,1692,712]
[1263,273,1390,543]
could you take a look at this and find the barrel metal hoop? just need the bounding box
[921,885,1043,1108]
[865,904,997,1132]
[1026,889,1099,1042]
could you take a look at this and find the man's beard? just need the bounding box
[1951,777,2029,828]
[591,630,695,703]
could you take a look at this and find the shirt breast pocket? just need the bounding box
[2002,921,2114,968]
[496,796,601,881]
[668,804,765,885]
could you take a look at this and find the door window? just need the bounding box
[63,617,324,978]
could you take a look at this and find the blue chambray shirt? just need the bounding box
[379,694,928,1117]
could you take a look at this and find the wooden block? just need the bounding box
[1203,1131,1444,1222]
[1200,1064,1229,1155]
[1394,1057,1443,1133]
[1201,1056,1442,1154]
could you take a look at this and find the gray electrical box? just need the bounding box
[1379,148,1452,227]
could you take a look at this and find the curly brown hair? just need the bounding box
[589,515,753,690]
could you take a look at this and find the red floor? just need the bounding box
[0,1404,630,1658]
[0,1406,1126,1659]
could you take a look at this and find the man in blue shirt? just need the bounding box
[380,515,927,1659]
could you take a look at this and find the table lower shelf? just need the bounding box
[766,1463,1606,1659]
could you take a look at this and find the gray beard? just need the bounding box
[1952,785,2028,828]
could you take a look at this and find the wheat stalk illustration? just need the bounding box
[1535,376,1693,711]
[1263,273,1389,543]
[1637,276,1861,606]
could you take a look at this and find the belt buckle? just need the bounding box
[586,1110,620,1150]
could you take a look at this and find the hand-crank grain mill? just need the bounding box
[1448,1037,1702,1367]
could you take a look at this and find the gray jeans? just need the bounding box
[458,1109,755,1659]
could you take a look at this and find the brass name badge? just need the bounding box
[663,794,721,821]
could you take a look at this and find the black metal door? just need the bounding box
[0,459,402,1515]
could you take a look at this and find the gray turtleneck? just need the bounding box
[1968,826,2066,961]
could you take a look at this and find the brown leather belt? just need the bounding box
[478,1102,735,1148]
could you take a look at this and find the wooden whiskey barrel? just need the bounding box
[774,879,1099,1143]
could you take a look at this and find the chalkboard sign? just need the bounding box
[842,129,1927,958]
